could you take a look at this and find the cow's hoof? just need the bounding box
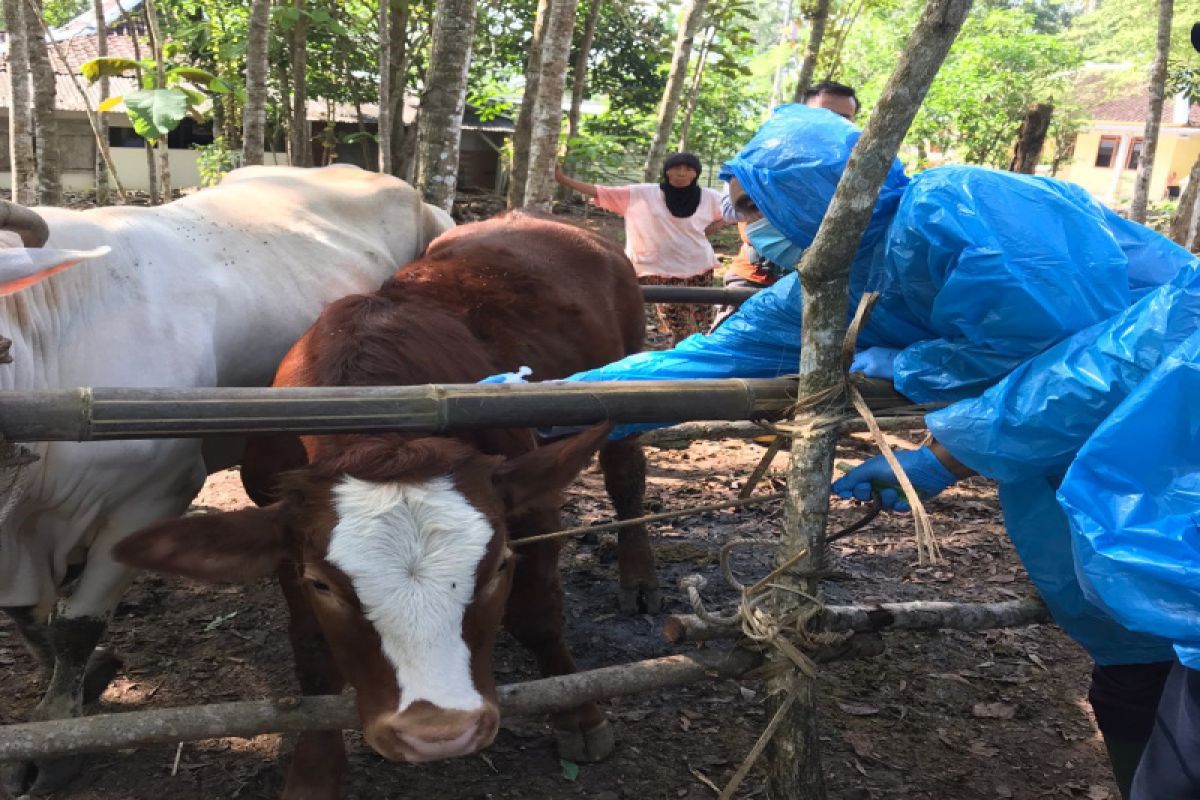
[618,583,662,615]
[27,755,85,796]
[1,759,34,796]
[82,648,123,706]
[555,719,614,763]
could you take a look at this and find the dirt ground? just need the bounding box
[0,203,1118,799]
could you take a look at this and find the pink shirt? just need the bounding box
[593,183,724,278]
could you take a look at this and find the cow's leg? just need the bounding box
[505,516,613,763]
[277,563,347,800]
[2,606,53,677]
[599,437,660,614]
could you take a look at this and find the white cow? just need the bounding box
[0,165,453,794]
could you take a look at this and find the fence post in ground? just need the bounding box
[768,2,974,798]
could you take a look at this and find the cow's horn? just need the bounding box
[0,200,49,248]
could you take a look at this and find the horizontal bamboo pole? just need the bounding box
[640,286,759,305]
[0,377,916,443]
[662,598,1050,644]
[0,648,761,762]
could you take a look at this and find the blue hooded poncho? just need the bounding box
[557,104,1200,665]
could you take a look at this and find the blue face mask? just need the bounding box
[744,217,805,271]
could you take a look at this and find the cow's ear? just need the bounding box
[493,424,612,515]
[0,246,109,296]
[113,504,288,583]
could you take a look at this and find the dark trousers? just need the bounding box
[1131,662,1200,799]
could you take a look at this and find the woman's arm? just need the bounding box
[555,163,598,198]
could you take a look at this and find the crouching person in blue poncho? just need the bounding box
[554,104,1199,796]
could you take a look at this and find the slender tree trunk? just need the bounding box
[822,0,867,86]
[791,0,831,103]
[1008,103,1053,174]
[523,0,579,211]
[677,25,713,152]
[242,0,272,166]
[1170,154,1200,247]
[415,0,477,210]
[768,0,796,111]
[1130,0,1173,223]
[144,0,171,199]
[507,0,552,209]
[4,0,37,205]
[24,0,61,206]
[564,0,601,159]
[124,14,160,203]
[378,0,393,173]
[387,0,410,177]
[644,0,708,181]
[289,0,311,167]
[768,1,973,799]
[89,0,112,204]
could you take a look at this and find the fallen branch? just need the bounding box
[639,415,931,449]
[663,598,1050,644]
[0,648,760,762]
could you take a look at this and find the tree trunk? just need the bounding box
[1130,0,1173,223]
[93,0,111,204]
[386,0,410,177]
[289,0,311,167]
[4,0,37,205]
[1008,103,1053,174]
[144,0,170,199]
[523,0,579,212]
[768,0,796,111]
[378,0,393,173]
[415,0,477,210]
[1170,154,1200,247]
[644,0,708,181]
[124,17,161,203]
[768,1,972,799]
[242,0,272,166]
[791,0,832,103]
[506,0,552,209]
[676,25,713,152]
[24,0,61,206]
[563,0,602,165]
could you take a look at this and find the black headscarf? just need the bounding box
[659,152,703,218]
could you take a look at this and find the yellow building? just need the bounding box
[1062,90,1200,207]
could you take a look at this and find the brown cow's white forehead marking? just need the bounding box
[327,476,493,712]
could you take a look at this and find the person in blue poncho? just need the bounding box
[555,104,1198,797]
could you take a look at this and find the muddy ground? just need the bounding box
[0,203,1117,799]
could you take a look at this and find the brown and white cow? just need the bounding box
[116,213,655,799]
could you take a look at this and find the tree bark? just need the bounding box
[3,0,37,205]
[24,0,61,206]
[93,0,111,203]
[144,0,170,199]
[386,0,410,177]
[242,0,272,166]
[506,0,552,209]
[562,0,602,174]
[378,0,393,173]
[1170,154,1200,248]
[1008,103,1053,174]
[770,1,972,798]
[289,0,311,167]
[643,0,708,182]
[523,0,580,212]
[415,0,477,210]
[1130,0,1173,223]
[791,0,831,104]
[677,25,713,152]
[0,649,760,762]
[123,12,160,204]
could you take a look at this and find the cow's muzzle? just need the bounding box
[365,701,500,762]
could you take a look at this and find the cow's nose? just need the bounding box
[369,704,499,762]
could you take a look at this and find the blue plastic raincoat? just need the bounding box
[559,104,1198,664]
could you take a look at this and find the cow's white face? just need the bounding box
[326,476,493,714]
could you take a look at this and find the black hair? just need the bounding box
[662,152,703,177]
[801,80,859,112]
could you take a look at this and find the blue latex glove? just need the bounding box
[849,346,901,380]
[831,446,957,511]
[479,366,532,384]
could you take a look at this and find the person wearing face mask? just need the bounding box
[711,81,861,332]
[553,102,1198,798]
[555,153,728,345]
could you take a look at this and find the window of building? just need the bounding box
[1126,138,1145,170]
[1095,135,1121,168]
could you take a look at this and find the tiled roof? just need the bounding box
[1088,93,1200,125]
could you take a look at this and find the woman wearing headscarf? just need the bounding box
[555,152,727,344]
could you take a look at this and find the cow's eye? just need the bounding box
[309,579,332,593]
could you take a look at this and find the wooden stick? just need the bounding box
[0,648,761,762]
[662,598,1050,644]
[638,415,932,448]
